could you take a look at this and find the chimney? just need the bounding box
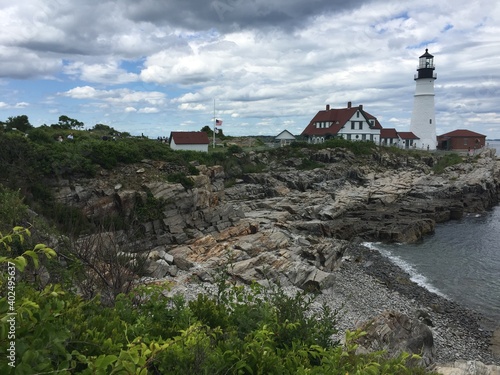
[359,104,363,111]
[326,104,330,111]
[347,101,352,108]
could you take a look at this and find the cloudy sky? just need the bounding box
[1,0,499,139]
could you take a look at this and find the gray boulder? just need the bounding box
[355,310,435,367]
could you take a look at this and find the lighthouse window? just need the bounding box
[429,119,432,124]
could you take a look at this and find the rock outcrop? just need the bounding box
[47,147,500,367]
[434,360,500,375]
[355,310,435,367]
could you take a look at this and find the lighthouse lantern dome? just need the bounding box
[418,49,434,69]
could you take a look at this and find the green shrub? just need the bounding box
[134,192,167,222]
[167,172,194,189]
[227,144,244,154]
[433,153,463,174]
[0,185,27,231]
[0,240,438,374]
[298,157,324,170]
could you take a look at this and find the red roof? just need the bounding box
[398,131,419,140]
[380,128,399,138]
[301,104,382,136]
[169,131,209,145]
[438,129,486,138]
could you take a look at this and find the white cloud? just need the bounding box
[62,86,167,106]
[64,61,139,84]
[138,107,159,113]
[0,0,499,138]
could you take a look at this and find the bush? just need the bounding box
[167,172,195,189]
[433,153,463,174]
[0,241,438,374]
[0,185,28,231]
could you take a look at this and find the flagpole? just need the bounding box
[213,98,215,148]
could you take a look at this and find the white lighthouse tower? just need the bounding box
[410,49,437,150]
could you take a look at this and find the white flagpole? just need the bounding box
[213,98,215,148]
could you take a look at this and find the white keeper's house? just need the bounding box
[301,102,383,144]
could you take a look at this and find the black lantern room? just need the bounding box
[415,49,436,80]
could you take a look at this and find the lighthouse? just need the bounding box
[410,49,437,150]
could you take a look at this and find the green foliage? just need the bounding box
[134,192,167,222]
[0,240,437,374]
[4,115,33,132]
[297,157,324,170]
[0,227,56,272]
[167,172,195,189]
[0,185,28,232]
[57,115,84,130]
[92,123,114,133]
[321,138,377,155]
[227,144,243,154]
[432,153,463,174]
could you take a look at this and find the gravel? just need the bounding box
[162,242,499,366]
[316,244,500,366]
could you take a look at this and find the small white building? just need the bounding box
[275,130,296,147]
[169,131,210,152]
[380,128,400,146]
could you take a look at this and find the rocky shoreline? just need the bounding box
[163,238,499,368]
[53,146,500,371]
[328,243,499,365]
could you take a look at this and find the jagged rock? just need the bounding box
[434,360,500,375]
[355,310,435,367]
[146,259,170,279]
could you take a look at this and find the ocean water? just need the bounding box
[487,140,500,155]
[367,144,500,325]
[368,206,500,325]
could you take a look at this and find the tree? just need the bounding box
[57,115,84,129]
[201,125,224,137]
[5,115,32,132]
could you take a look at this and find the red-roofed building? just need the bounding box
[301,102,382,144]
[437,129,486,151]
[380,128,400,146]
[169,131,210,152]
[397,131,420,149]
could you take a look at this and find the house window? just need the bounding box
[359,122,363,130]
[356,111,360,118]
[347,134,351,140]
[362,134,366,140]
[370,134,374,141]
[351,121,355,129]
[464,139,468,145]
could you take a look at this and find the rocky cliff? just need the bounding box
[50,147,500,288]
[50,146,500,367]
